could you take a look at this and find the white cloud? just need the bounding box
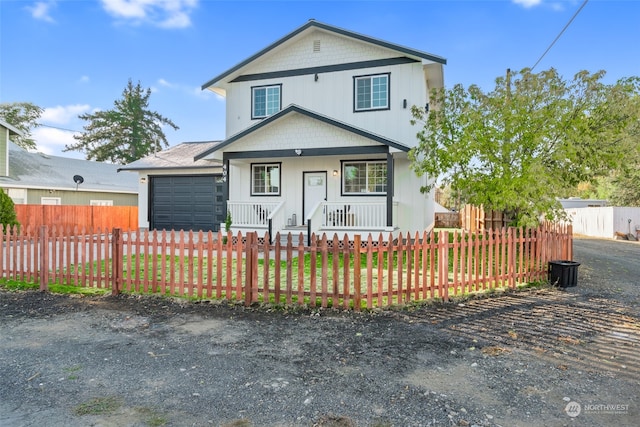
[78,75,90,84]
[513,0,543,8]
[40,104,91,125]
[31,126,81,158]
[26,1,56,23]
[100,0,198,28]
[157,78,173,87]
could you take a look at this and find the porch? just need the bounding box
[226,200,398,244]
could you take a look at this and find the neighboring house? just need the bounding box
[118,141,223,232]
[0,119,137,206]
[124,20,446,240]
[558,198,608,209]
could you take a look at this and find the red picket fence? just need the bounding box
[14,205,138,231]
[0,224,572,310]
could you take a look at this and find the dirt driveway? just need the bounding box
[1,237,638,427]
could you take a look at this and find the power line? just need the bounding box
[531,0,589,71]
[38,123,81,133]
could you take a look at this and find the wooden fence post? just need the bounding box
[111,228,122,296]
[244,232,255,306]
[38,225,48,291]
[353,235,361,311]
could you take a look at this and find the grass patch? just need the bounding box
[48,284,110,296]
[0,279,39,291]
[64,365,82,380]
[73,396,122,416]
[135,407,168,426]
[222,420,252,427]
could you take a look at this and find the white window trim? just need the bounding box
[354,73,390,112]
[342,160,387,195]
[90,200,114,206]
[40,197,61,205]
[251,163,281,196]
[251,84,282,119]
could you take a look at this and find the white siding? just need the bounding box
[225,60,427,146]
[227,155,434,234]
[223,113,380,153]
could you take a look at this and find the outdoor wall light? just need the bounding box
[333,170,338,176]
[403,99,407,109]
[314,73,319,82]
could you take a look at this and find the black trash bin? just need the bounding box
[548,260,580,287]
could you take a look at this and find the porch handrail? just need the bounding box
[227,201,280,227]
[267,201,286,242]
[305,201,325,245]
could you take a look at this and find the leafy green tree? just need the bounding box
[410,68,640,225]
[0,190,19,233]
[65,79,179,164]
[0,102,43,150]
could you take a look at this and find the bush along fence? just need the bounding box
[0,224,573,310]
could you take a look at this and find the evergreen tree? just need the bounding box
[65,79,178,164]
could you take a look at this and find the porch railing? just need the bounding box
[322,201,391,230]
[227,201,280,228]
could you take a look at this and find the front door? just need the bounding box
[303,171,327,224]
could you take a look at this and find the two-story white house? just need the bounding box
[122,20,446,242]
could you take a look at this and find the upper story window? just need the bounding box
[251,163,281,196]
[354,73,390,112]
[342,160,387,195]
[252,84,281,119]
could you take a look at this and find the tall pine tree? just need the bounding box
[66,79,178,164]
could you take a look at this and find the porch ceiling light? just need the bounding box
[295,149,302,156]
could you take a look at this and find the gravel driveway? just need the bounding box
[0,237,638,427]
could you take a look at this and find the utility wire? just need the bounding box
[531,0,589,71]
[38,123,81,133]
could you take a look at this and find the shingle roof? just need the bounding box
[202,19,447,91]
[0,143,137,193]
[118,141,223,171]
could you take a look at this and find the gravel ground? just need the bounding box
[0,236,638,427]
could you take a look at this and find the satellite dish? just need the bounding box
[73,175,84,191]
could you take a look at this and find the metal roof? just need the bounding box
[0,143,137,193]
[118,141,223,171]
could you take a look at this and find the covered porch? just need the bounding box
[225,200,399,244]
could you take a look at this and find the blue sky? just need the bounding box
[1,0,638,160]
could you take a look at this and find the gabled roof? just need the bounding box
[118,141,222,171]
[201,19,447,91]
[0,119,23,136]
[194,104,409,161]
[0,142,137,193]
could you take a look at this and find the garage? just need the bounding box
[150,175,225,232]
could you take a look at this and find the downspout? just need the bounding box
[386,151,394,228]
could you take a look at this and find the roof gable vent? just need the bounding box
[313,39,321,53]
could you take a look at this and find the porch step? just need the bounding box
[274,228,307,246]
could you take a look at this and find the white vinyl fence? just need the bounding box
[566,207,640,239]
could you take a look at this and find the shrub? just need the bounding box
[0,190,19,233]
